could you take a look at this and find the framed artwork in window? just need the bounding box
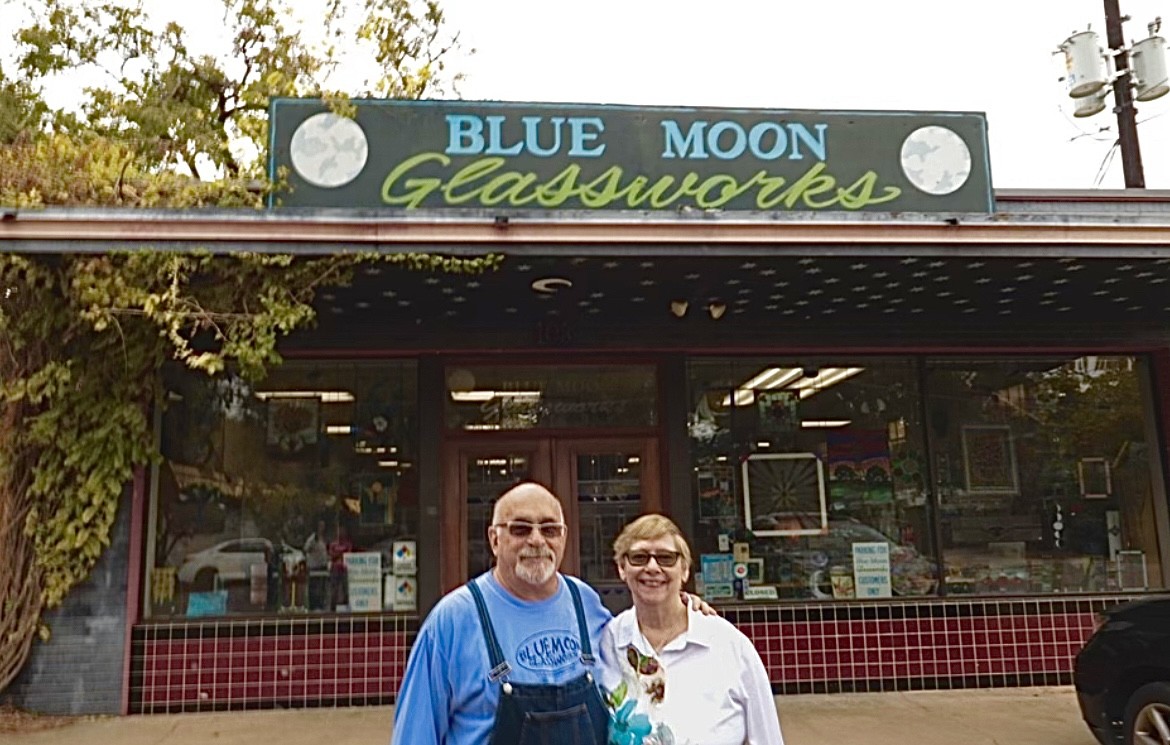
[1118,550,1148,590]
[266,396,320,457]
[755,389,798,439]
[1078,457,1112,499]
[741,452,827,537]
[961,425,1018,494]
[745,558,765,584]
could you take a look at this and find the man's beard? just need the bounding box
[514,549,557,585]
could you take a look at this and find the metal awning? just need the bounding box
[5,189,1170,258]
[6,190,1170,349]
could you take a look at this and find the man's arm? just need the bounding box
[391,623,450,745]
[682,591,719,616]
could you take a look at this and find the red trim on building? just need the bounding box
[1150,349,1170,495]
[121,467,148,715]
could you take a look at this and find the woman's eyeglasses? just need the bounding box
[494,521,566,539]
[624,550,682,567]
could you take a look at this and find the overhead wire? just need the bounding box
[1092,140,1121,186]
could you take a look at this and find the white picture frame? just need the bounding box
[1117,550,1148,590]
[745,558,765,584]
[741,452,827,537]
[1078,457,1112,499]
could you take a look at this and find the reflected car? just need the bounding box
[752,513,937,599]
[177,538,306,589]
[1075,595,1170,745]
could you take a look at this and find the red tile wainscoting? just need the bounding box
[721,594,1144,694]
[129,615,417,713]
[130,595,1145,711]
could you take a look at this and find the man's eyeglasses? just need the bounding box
[624,550,682,567]
[494,521,567,539]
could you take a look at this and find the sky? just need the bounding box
[435,0,1170,191]
[8,0,1170,191]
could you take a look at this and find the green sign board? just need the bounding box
[268,99,993,213]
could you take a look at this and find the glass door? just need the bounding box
[554,438,660,612]
[440,440,551,593]
[443,437,659,597]
[442,361,662,595]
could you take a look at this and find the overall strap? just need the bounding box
[466,579,512,682]
[565,579,596,666]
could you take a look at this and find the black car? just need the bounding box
[1075,595,1170,745]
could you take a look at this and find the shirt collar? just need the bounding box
[616,604,716,654]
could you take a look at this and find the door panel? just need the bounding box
[553,438,660,583]
[440,440,551,593]
[443,437,659,594]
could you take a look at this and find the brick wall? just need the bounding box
[2,490,131,714]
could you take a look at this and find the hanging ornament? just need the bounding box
[1052,504,1064,549]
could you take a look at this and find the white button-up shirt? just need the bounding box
[599,605,785,745]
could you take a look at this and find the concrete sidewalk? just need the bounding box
[0,687,1097,745]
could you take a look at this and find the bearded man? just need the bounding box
[391,482,711,745]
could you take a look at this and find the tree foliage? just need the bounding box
[0,0,484,694]
[5,0,462,177]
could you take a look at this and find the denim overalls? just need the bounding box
[467,579,609,745]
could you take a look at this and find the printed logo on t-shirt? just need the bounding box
[515,631,581,671]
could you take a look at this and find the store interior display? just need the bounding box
[151,361,418,618]
[687,355,1164,601]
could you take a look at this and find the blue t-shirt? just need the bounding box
[391,571,612,745]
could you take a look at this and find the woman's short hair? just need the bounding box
[612,513,693,570]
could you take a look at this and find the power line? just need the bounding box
[1092,139,1121,186]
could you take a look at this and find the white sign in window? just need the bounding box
[852,542,892,599]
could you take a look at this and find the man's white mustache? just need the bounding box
[519,550,555,560]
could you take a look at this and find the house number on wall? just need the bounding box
[534,320,573,346]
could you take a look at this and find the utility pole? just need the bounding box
[1104,0,1146,188]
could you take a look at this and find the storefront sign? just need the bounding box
[344,551,383,612]
[852,542,893,598]
[269,99,992,213]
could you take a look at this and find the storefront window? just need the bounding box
[148,361,418,618]
[445,364,657,430]
[686,358,938,601]
[687,354,1167,602]
[927,356,1164,594]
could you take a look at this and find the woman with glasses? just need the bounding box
[392,483,719,745]
[600,514,784,745]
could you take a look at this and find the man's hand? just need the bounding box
[681,591,719,616]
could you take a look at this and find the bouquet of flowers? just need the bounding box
[603,646,675,745]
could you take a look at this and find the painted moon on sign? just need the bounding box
[531,277,573,294]
[899,126,972,196]
[289,112,369,188]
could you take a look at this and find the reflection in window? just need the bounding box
[687,358,938,601]
[687,354,1166,602]
[577,453,643,584]
[445,365,657,430]
[927,356,1163,594]
[466,454,532,579]
[150,361,418,618]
